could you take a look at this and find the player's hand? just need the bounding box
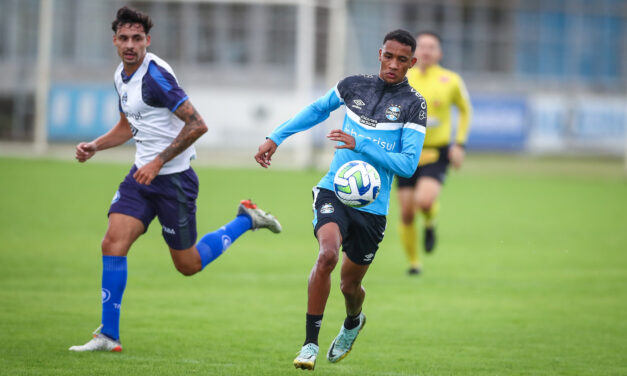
[75,142,97,162]
[327,129,355,150]
[449,144,465,169]
[255,138,278,168]
[133,158,164,185]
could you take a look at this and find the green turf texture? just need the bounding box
[0,156,625,375]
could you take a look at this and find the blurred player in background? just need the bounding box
[255,30,426,370]
[397,31,472,275]
[69,6,281,353]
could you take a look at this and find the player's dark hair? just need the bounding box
[383,29,416,53]
[111,6,153,34]
[415,30,442,45]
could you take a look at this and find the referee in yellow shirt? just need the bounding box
[396,31,472,275]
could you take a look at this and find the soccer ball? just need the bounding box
[333,160,381,208]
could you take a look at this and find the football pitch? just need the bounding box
[1,155,626,375]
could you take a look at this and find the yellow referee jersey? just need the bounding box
[407,64,472,149]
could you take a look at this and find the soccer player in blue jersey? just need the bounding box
[69,6,281,352]
[255,29,427,370]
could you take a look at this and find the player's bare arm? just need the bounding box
[75,113,133,163]
[326,129,356,150]
[133,100,207,185]
[254,138,278,168]
[449,144,465,169]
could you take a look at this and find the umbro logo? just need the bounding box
[363,253,374,262]
[351,99,365,110]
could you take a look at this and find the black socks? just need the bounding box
[304,313,323,346]
[343,312,361,330]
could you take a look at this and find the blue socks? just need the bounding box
[101,255,127,341]
[98,216,251,340]
[196,215,252,268]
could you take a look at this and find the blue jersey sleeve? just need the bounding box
[353,98,427,177]
[142,61,189,112]
[268,88,342,146]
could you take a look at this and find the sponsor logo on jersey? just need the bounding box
[421,100,426,109]
[121,92,128,105]
[125,111,143,121]
[162,225,176,235]
[347,127,396,151]
[359,115,378,128]
[102,288,111,303]
[363,253,374,262]
[320,203,334,214]
[385,105,401,121]
[419,110,426,121]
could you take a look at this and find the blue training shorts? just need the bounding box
[109,165,199,250]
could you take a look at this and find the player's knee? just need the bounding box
[315,249,339,274]
[101,234,128,256]
[174,262,201,276]
[340,279,362,297]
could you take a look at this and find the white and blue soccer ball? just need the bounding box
[333,160,381,208]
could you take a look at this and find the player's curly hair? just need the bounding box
[383,29,416,53]
[111,6,153,34]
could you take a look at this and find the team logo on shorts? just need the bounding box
[385,105,401,121]
[320,203,334,214]
[111,190,120,204]
[102,288,111,303]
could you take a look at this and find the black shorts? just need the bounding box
[312,187,386,265]
[397,145,450,187]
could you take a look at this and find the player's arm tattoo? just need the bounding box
[158,100,208,164]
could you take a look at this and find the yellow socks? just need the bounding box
[422,201,440,228]
[399,222,420,268]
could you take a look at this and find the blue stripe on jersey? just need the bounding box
[142,61,188,112]
[148,61,173,91]
[172,95,189,112]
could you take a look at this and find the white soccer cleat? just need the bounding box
[69,325,122,352]
[326,313,366,363]
[237,199,282,233]
[294,343,319,370]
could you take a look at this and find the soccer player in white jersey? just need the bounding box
[255,30,427,370]
[69,6,281,353]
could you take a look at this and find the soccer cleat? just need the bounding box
[294,343,319,370]
[68,325,122,352]
[327,313,366,363]
[425,226,436,253]
[237,199,282,233]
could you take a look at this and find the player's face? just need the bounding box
[113,23,151,69]
[378,40,417,84]
[415,34,442,69]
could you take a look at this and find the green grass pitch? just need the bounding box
[0,155,626,375]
